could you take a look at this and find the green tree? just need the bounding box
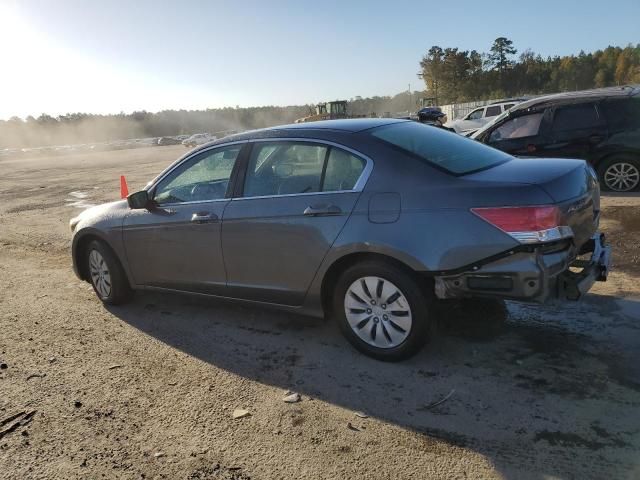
[488,37,517,91]
[419,42,640,105]
[419,46,444,104]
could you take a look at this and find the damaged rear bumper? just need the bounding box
[434,233,611,303]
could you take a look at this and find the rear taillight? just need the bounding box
[471,206,573,244]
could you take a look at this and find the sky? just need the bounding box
[1,0,639,120]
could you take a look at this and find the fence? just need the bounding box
[439,98,502,121]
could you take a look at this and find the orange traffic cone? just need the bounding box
[120,175,129,199]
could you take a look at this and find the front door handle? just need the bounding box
[303,204,342,216]
[191,212,219,224]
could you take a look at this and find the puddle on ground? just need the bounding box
[65,191,96,209]
[68,191,89,199]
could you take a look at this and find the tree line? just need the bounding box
[419,39,640,104]
[0,94,420,149]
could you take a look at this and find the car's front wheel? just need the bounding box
[86,240,133,305]
[333,261,432,361]
[598,156,640,192]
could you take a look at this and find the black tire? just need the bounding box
[86,240,133,305]
[597,155,640,192]
[333,260,432,361]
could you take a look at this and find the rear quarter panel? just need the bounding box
[302,142,555,313]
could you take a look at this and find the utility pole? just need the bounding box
[408,83,411,114]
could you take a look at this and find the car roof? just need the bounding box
[269,118,408,132]
[510,85,640,112]
[188,118,410,154]
[488,98,528,105]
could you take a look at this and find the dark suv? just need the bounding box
[472,86,640,192]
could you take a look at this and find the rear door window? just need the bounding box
[600,97,640,131]
[242,142,367,197]
[369,121,510,175]
[485,105,502,117]
[322,149,365,191]
[244,143,327,197]
[552,103,602,131]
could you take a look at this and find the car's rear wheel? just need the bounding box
[598,156,640,192]
[333,261,432,361]
[86,240,133,305]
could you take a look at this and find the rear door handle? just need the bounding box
[191,212,219,224]
[303,204,342,216]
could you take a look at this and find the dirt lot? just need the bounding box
[1,146,639,479]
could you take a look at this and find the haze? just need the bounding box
[1,0,639,120]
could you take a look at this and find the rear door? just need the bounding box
[545,102,607,162]
[221,140,369,305]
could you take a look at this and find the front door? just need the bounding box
[221,140,368,305]
[122,143,245,293]
[458,107,485,132]
[485,110,548,156]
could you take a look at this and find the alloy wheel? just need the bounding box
[343,276,412,348]
[89,249,112,298]
[604,162,640,192]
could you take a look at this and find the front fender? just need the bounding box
[70,200,131,284]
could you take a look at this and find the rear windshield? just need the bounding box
[369,121,511,175]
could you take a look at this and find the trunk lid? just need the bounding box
[467,157,600,248]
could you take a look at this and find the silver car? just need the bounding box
[70,119,610,360]
[446,101,521,134]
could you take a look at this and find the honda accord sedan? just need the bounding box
[70,119,611,360]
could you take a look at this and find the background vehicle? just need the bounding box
[446,100,523,134]
[295,100,349,123]
[157,136,181,146]
[182,133,216,147]
[70,119,609,361]
[472,86,640,192]
[416,107,454,131]
[295,100,377,123]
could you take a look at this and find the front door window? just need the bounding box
[489,113,544,142]
[154,145,241,204]
[467,108,484,120]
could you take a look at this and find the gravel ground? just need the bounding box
[1,146,639,479]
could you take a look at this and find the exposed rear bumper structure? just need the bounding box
[434,233,611,303]
[556,233,610,300]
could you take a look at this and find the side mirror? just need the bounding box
[127,190,150,209]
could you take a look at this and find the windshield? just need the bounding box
[370,121,511,175]
[471,109,511,139]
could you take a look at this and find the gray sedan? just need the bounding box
[70,119,610,360]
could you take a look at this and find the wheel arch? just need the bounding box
[319,251,432,318]
[73,230,128,284]
[593,150,640,170]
